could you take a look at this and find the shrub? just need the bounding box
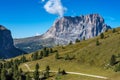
[55,52,59,59]
[75,39,80,43]
[100,33,104,39]
[112,28,116,33]
[96,39,100,46]
[69,41,73,45]
[114,63,120,72]
[64,54,70,60]
[110,55,116,66]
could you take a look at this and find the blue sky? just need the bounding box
[0,0,120,38]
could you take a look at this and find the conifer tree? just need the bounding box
[1,68,7,80]
[96,39,100,46]
[26,74,31,80]
[112,28,116,33]
[100,33,104,39]
[45,65,50,78]
[55,52,59,59]
[50,48,53,53]
[13,64,20,80]
[39,51,43,59]
[65,54,70,60]
[34,63,39,80]
[75,39,80,43]
[69,41,73,45]
[110,55,116,66]
[21,55,27,63]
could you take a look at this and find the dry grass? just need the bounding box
[10,27,120,80]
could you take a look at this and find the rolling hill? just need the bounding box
[10,27,120,80]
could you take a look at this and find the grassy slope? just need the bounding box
[12,27,120,80]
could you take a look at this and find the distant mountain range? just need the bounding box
[14,14,111,53]
[0,25,26,58]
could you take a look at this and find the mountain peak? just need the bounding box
[43,14,111,45]
[0,25,8,30]
[0,25,26,58]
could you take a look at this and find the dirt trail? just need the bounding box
[24,63,108,79]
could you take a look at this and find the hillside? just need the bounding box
[9,27,120,80]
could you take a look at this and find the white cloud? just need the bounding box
[35,33,41,36]
[44,0,67,17]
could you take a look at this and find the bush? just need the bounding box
[105,29,108,32]
[96,39,100,46]
[114,63,120,72]
[100,33,104,39]
[57,68,66,75]
[64,54,70,60]
[112,28,116,33]
[110,55,116,66]
[55,52,59,59]
[83,37,85,40]
[69,41,73,45]
[75,39,80,43]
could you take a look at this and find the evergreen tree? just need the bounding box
[64,54,70,60]
[83,36,85,40]
[13,64,20,80]
[43,47,48,57]
[21,55,27,63]
[114,63,120,72]
[43,49,49,57]
[50,48,53,53]
[19,68,23,73]
[46,49,49,57]
[1,68,7,80]
[61,70,66,75]
[75,39,80,43]
[8,68,14,80]
[96,39,100,46]
[39,51,43,59]
[34,63,39,80]
[32,52,39,60]
[112,28,116,33]
[105,29,108,32]
[69,41,73,45]
[26,74,31,80]
[31,54,34,61]
[55,52,59,59]
[100,33,104,39]
[0,63,3,74]
[45,65,50,78]
[110,55,116,66]
[43,47,47,52]
[58,68,61,74]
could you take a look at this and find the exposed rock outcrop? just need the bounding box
[14,14,111,52]
[42,14,111,44]
[0,25,26,58]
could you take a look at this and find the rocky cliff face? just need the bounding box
[14,14,111,53]
[42,14,111,44]
[0,25,26,58]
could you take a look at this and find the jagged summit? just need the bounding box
[14,14,111,53]
[43,14,111,44]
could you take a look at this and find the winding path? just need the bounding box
[24,63,108,80]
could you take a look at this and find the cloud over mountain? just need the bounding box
[43,0,67,17]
